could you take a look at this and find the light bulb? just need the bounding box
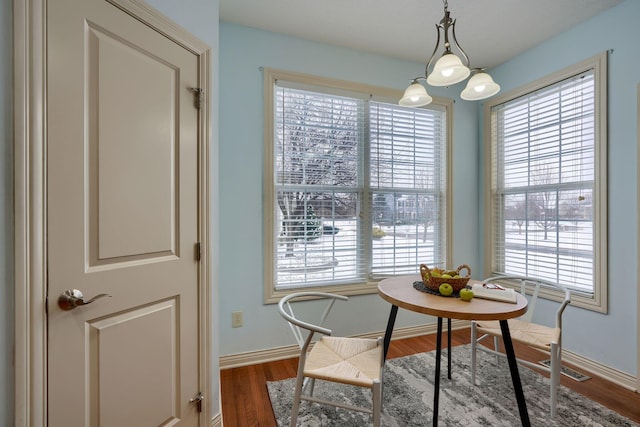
[427,54,470,86]
[441,68,454,77]
[460,71,501,101]
[399,80,432,107]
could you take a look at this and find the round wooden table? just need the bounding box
[378,274,531,427]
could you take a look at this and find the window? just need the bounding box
[485,53,607,312]
[263,69,452,302]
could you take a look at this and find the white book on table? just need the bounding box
[471,283,518,304]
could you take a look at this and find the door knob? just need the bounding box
[58,289,111,311]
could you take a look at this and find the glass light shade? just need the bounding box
[460,71,501,100]
[399,81,433,107]
[426,54,470,86]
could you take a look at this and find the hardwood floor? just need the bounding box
[220,328,640,426]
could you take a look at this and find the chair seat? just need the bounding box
[476,319,560,351]
[304,336,382,387]
[471,276,570,418]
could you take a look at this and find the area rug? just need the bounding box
[267,344,638,426]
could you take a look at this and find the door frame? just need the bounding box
[637,84,640,394]
[13,0,212,425]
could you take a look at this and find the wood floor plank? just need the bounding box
[220,328,640,426]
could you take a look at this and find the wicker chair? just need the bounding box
[278,292,383,426]
[470,276,571,417]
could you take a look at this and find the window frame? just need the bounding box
[482,52,608,312]
[263,68,453,303]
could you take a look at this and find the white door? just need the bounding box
[47,0,203,425]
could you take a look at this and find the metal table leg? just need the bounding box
[433,317,443,427]
[447,318,452,379]
[383,305,399,360]
[499,320,531,427]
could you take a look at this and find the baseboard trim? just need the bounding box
[219,324,639,391]
[562,349,638,392]
[219,320,470,370]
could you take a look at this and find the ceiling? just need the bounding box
[219,0,622,69]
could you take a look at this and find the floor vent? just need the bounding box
[538,359,591,382]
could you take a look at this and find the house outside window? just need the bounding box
[263,69,452,302]
[484,53,608,312]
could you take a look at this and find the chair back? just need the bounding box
[482,276,571,325]
[278,292,348,351]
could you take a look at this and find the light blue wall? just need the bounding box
[144,0,222,416]
[1,0,12,423]
[218,22,480,356]
[484,0,639,376]
[220,0,639,378]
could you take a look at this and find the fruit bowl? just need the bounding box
[420,263,471,293]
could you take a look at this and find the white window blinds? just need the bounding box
[272,79,448,290]
[370,102,447,277]
[274,86,367,287]
[491,70,596,294]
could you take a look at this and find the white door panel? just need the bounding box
[88,299,179,426]
[47,0,202,425]
[89,21,178,261]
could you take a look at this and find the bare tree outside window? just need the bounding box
[276,90,359,258]
[268,73,449,291]
[529,162,559,240]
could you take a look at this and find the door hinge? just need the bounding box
[195,242,201,261]
[190,391,204,412]
[192,87,204,109]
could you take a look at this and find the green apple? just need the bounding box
[441,274,452,279]
[439,283,454,296]
[459,288,474,301]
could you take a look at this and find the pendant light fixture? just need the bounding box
[399,0,500,107]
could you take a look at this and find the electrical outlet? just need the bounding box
[231,311,243,328]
